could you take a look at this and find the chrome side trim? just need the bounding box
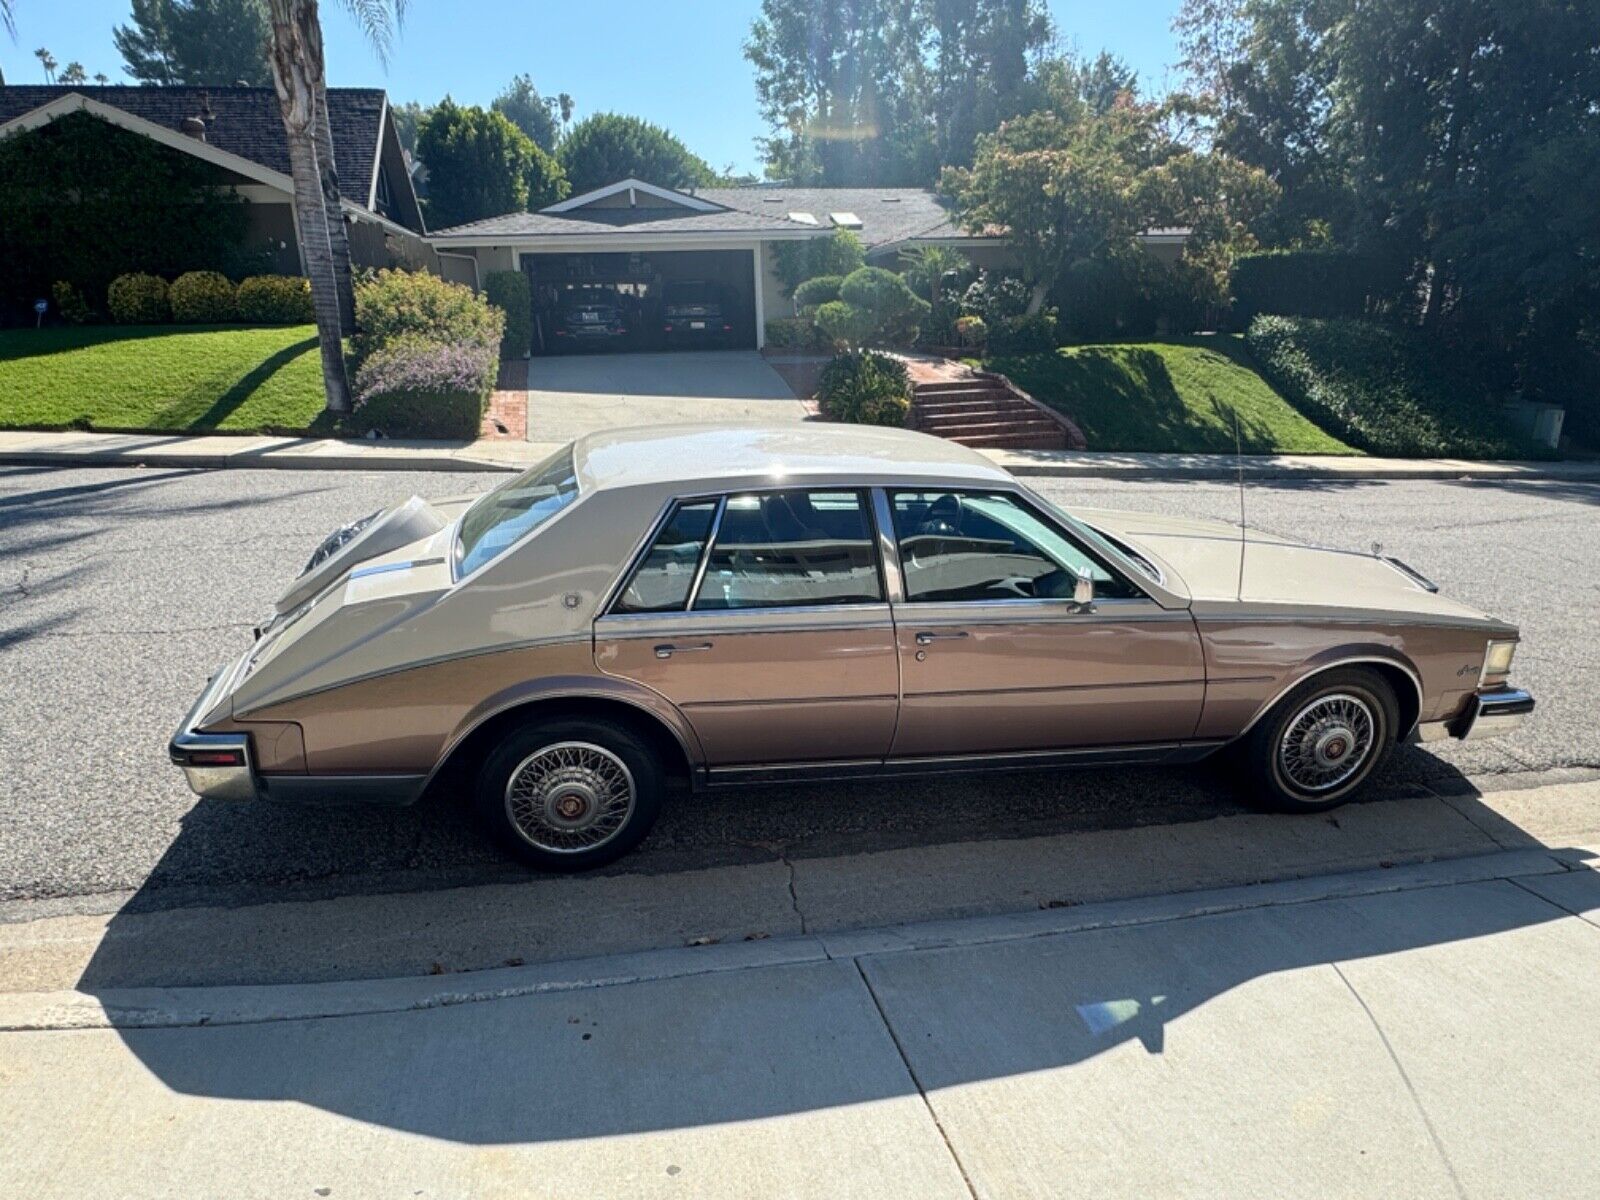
[684,495,728,612]
[870,487,905,604]
[1232,655,1426,742]
[169,662,257,801]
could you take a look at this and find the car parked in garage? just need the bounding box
[172,425,1533,872]
[661,279,735,348]
[550,287,629,351]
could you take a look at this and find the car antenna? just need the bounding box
[1233,407,1246,602]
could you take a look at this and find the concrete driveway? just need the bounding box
[524,350,807,444]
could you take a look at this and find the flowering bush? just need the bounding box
[352,335,498,440]
[353,268,503,362]
[236,275,313,323]
[169,271,238,323]
[106,273,170,324]
[816,350,911,427]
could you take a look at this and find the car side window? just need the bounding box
[611,501,719,614]
[890,490,1142,604]
[693,490,883,611]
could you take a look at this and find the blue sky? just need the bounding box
[1,0,1185,175]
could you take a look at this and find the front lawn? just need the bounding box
[987,336,1356,455]
[0,324,335,435]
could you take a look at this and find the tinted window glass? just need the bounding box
[694,490,882,611]
[455,449,580,577]
[611,501,718,614]
[890,490,1141,603]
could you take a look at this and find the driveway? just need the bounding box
[524,350,808,444]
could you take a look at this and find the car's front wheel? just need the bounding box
[475,719,664,872]
[1236,667,1399,812]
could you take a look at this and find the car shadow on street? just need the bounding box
[70,747,1599,1146]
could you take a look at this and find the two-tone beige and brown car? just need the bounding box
[171,424,1534,871]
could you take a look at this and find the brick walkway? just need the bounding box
[480,359,528,440]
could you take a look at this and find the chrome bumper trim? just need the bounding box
[1413,686,1535,745]
[169,658,258,802]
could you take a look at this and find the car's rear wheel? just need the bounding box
[1236,667,1399,812]
[475,719,663,872]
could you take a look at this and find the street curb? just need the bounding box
[0,848,1571,1034]
[0,449,520,474]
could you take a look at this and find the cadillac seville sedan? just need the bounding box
[171,425,1534,871]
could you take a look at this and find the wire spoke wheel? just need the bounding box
[504,741,637,854]
[1278,692,1377,794]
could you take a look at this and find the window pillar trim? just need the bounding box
[683,495,728,613]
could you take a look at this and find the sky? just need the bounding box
[0,0,1186,176]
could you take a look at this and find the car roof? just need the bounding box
[572,423,1012,493]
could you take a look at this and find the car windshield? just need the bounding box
[454,448,580,577]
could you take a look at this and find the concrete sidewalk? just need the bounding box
[3,846,1598,1198]
[4,425,1599,482]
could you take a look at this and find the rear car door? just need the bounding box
[594,489,899,769]
[885,488,1206,760]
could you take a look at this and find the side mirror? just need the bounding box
[1073,567,1096,608]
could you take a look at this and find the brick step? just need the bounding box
[915,404,1039,421]
[947,430,1071,449]
[914,387,1016,403]
[918,417,1064,438]
[913,393,1026,408]
[914,379,996,394]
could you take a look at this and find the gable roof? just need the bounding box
[544,177,727,214]
[700,187,971,251]
[0,85,386,207]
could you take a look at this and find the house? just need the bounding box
[0,85,428,276]
[428,177,1188,353]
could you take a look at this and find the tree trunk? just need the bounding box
[1025,280,1049,316]
[266,0,352,414]
[305,13,357,330]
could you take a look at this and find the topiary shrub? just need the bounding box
[106,272,170,324]
[236,275,313,323]
[169,270,238,323]
[353,268,504,363]
[814,299,874,348]
[954,314,988,348]
[483,270,532,359]
[816,350,911,427]
[352,335,498,440]
[793,275,844,312]
[51,281,94,325]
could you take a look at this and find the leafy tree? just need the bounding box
[389,100,430,156]
[115,0,272,87]
[555,112,716,195]
[58,61,86,83]
[771,227,865,296]
[522,143,570,210]
[417,99,537,229]
[492,74,562,153]
[917,0,1053,169]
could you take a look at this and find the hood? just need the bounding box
[1076,507,1502,626]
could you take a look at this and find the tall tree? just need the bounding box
[556,112,716,194]
[33,46,55,81]
[417,99,536,228]
[919,0,1052,168]
[115,0,273,86]
[492,74,562,153]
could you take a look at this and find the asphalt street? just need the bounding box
[1,464,1595,912]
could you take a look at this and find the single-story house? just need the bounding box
[429,177,1188,352]
[0,84,428,276]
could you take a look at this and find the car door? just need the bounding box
[884,487,1206,760]
[594,488,900,768]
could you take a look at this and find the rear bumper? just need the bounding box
[1413,686,1535,744]
[169,659,424,807]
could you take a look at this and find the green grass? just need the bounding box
[0,324,337,435]
[986,335,1357,455]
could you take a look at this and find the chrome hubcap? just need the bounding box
[1279,693,1376,793]
[505,742,635,854]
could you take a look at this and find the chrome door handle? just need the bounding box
[655,642,713,659]
[915,630,969,646]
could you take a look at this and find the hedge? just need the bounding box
[352,335,498,440]
[1231,251,1389,324]
[352,268,503,362]
[816,351,911,427]
[763,317,822,350]
[793,275,843,311]
[1244,315,1535,459]
[107,273,170,324]
[169,271,238,324]
[236,275,313,324]
[483,270,531,359]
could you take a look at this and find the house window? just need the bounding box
[375,168,394,216]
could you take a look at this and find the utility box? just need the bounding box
[1503,400,1566,449]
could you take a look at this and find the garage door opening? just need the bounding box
[524,249,757,356]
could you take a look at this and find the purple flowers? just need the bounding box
[353,336,497,409]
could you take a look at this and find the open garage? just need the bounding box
[523,248,757,356]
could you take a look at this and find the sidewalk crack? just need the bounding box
[854,959,979,1200]
[1330,962,1467,1200]
[781,852,808,935]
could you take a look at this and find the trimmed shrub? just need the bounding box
[959,271,1031,326]
[1231,251,1391,324]
[353,335,498,440]
[1245,315,1536,459]
[169,271,238,323]
[51,281,94,325]
[954,314,988,348]
[236,275,313,324]
[793,275,843,312]
[814,299,874,348]
[106,273,170,324]
[353,268,503,362]
[483,270,532,359]
[816,350,911,427]
[991,311,1059,354]
[763,317,819,350]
